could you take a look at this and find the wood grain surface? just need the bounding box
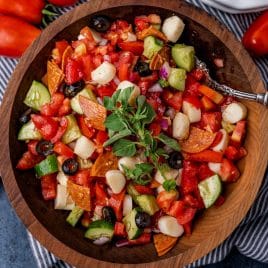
[0,0,267,267]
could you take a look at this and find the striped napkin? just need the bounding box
[0,0,267,267]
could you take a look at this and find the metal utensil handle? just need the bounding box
[209,80,268,106]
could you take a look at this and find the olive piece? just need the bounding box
[135,211,151,228]
[36,140,54,156]
[102,206,116,224]
[168,151,183,169]
[89,15,111,33]
[19,109,32,124]
[134,61,152,77]
[62,158,79,176]
[63,80,85,98]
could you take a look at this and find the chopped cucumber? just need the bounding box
[66,206,84,227]
[62,115,81,144]
[126,183,139,203]
[24,80,51,111]
[34,154,58,177]
[198,174,222,208]
[171,44,195,72]
[123,208,142,240]
[143,36,163,59]
[136,195,159,216]
[70,88,97,114]
[18,120,42,141]
[168,68,186,91]
[85,220,114,240]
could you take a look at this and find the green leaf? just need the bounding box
[157,133,180,151]
[104,113,126,131]
[113,139,136,157]
[141,102,156,124]
[103,96,115,110]
[118,87,134,107]
[163,180,177,191]
[103,129,132,147]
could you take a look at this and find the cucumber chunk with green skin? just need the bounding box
[143,36,163,59]
[198,174,222,208]
[126,183,139,203]
[168,68,186,91]
[70,88,97,114]
[66,206,84,227]
[171,44,195,72]
[34,154,58,177]
[18,120,42,141]
[85,220,114,240]
[123,208,143,240]
[62,114,81,144]
[24,81,51,111]
[136,195,159,216]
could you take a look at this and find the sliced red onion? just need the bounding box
[94,205,104,217]
[99,38,108,46]
[160,118,169,130]
[159,62,171,79]
[116,239,130,248]
[113,76,120,86]
[97,97,103,105]
[93,237,110,245]
[107,187,114,196]
[165,107,176,120]
[148,83,163,93]
[103,54,111,62]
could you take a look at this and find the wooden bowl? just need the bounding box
[0,0,267,267]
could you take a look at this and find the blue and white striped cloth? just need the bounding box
[0,1,267,267]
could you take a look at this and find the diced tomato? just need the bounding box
[134,16,150,31]
[224,146,239,161]
[50,117,68,144]
[146,93,165,117]
[134,185,154,195]
[183,150,223,163]
[201,96,217,111]
[162,90,183,111]
[156,190,177,212]
[219,158,240,182]
[95,182,109,206]
[95,130,108,146]
[118,62,130,81]
[109,190,125,221]
[27,140,39,156]
[198,85,224,104]
[201,112,222,133]
[53,141,74,158]
[41,174,57,201]
[214,195,225,207]
[183,195,200,208]
[168,200,196,225]
[92,54,103,68]
[80,26,95,42]
[231,120,246,147]
[118,41,144,56]
[198,163,214,181]
[149,122,161,136]
[65,58,84,85]
[138,81,151,95]
[77,115,95,139]
[81,54,94,81]
[109,52,119,63]
[16,151,43,170]
[183,221,192,236]
[180,172,198,195]
[96,85,115,98]
[210,131,223,148]
[184,75,201,97]
[73,170,91,187]
[183,96,202,109]
[58,98,71,116]
[238,147,247,158]
[40,93,65,116]
[114,222,127,237]
[182,161,199,178]
[189,69,205,81]
[140,71,158,83]
[128,233,151,245]
[31,114,58,141]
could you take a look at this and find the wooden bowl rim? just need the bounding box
[0,0,267,267]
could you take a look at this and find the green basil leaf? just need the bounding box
[157,133,181,151]
[135,163,154,174]
[163,180,177,191]
[103,129,132,147]
[104,113,126,131]
[141,102,156,124]
[113,139,136,157]
[103,96,115,110]
[118,87,134,107]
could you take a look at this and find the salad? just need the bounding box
[16,13,248,256]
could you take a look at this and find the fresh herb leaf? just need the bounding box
[103,129,132,147]
[104,113,126,131]
[118,87,134,107]
[163,180,177,191]
[113,139,136,157]
[157,133,180,151]
[103,96,115,110]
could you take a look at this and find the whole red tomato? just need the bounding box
[48,0,78,6]
[0,15,41,58]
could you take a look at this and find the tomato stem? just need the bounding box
[41,4,58,27]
